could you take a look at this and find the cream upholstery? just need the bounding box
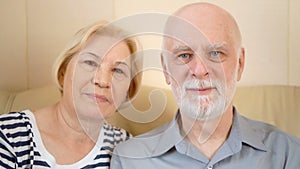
[0,85,299,138]
[233,86,300,138]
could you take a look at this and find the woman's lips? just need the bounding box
[94,95,110,103]
[85,93,110,103]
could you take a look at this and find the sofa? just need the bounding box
[1,85,299,138]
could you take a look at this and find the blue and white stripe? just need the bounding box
[0,111,131,169]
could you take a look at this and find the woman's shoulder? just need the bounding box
[0,110,35,139]
[103,123,132,141]
[0,110,34,128]
[0,110,35,146]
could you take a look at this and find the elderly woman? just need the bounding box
[0,21,142,168]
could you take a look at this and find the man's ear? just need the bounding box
[161,54,171,85]
[237,47,245,81]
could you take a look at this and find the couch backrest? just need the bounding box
[233,86,300,138]
[0,85,299,138]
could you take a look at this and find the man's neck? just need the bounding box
[180,106,234,159]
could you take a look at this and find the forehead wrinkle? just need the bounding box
[80,51,101,59]
[207,42,227,50]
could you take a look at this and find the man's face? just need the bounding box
[162,12,244,121]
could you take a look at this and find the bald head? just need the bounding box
[163,2,242,50]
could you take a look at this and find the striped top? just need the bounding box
[0,110,131,169]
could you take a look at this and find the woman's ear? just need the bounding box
[161,54,171,85]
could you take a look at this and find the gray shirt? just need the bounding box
[111,108,300,169]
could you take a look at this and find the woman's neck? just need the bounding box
[54,102,103,142]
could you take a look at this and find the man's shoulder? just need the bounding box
[240,115,300,147]
[113,120,177,158]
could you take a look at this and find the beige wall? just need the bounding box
[289,0,300,85]
[0,0,299,91]
[0,0,27,91]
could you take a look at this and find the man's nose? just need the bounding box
[189,56,209,79]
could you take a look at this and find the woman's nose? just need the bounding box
[92,67,111,88]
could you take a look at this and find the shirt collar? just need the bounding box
[232,107,268,152]
[151,110,184,156]
[115,110,183,158]
[154,107,269,156]
[124,108,268,158]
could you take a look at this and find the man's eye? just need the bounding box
[207,51,225,63]
[84,60,98,67]
[179,53,191,59]
[175,53,193,64]
[210,51,221,57]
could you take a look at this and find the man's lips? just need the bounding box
[186,87,215,95]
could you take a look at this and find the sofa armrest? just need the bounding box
[0,91,15,114]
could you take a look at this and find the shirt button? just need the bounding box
[207,166,213,169]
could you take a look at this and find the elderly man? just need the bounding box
[111,3,300,169]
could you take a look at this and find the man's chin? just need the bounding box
[181,102,225,121]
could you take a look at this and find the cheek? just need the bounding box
[167,64,190,86]
[216,63,238,94]
[112,79,131,104]
[207,62,231,84]
[62,66,76,97]
[73,67,94,88]
[224,62,239,82]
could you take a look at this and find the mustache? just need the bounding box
[183,79,217,89]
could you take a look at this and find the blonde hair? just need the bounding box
[52,21,143,99]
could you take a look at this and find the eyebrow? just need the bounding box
[171,45,193,54]
[169,42,227,55]
[83,51,100,59]
[114,61,130,68]
[82,51,130,68]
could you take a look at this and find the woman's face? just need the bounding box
[62,35,132,121]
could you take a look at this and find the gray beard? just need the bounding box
[181,80,226,121]
[172,77,237,121]
[182,93,226,121]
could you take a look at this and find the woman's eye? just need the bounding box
[84,60,98,67]
[112,68,124,74]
